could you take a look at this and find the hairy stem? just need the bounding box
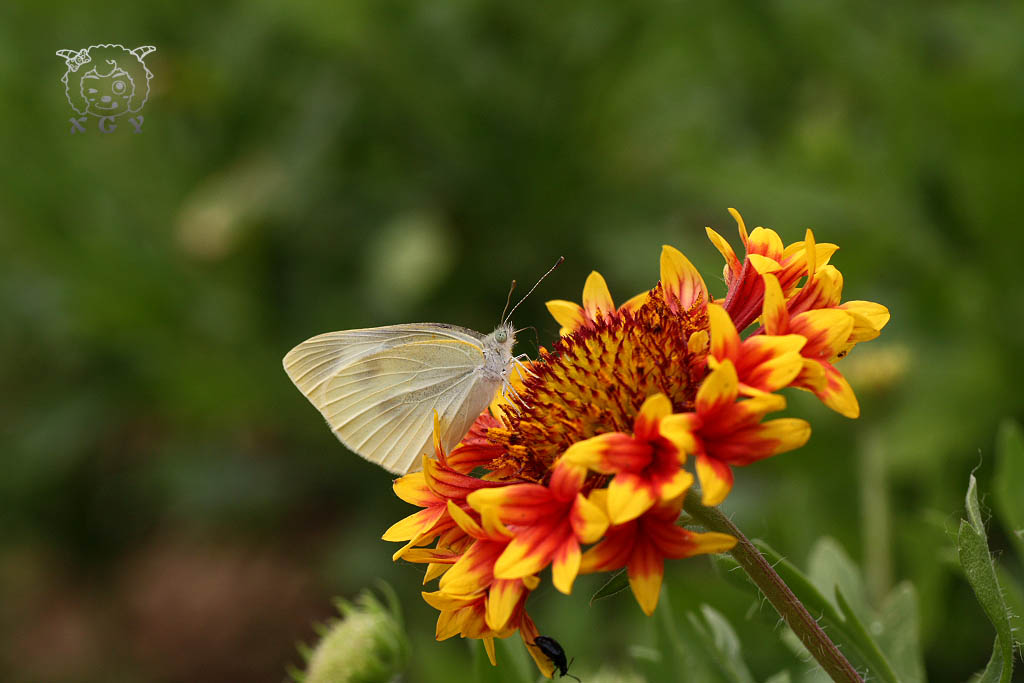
[683,490,863,683]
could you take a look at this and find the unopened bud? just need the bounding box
[300,587,408,683]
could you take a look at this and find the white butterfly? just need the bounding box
[283,321,524,475]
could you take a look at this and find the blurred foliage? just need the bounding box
[2,0,1024,681]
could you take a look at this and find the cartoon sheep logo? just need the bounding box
[57,44,155,133]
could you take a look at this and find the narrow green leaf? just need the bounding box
[685,605,756,683]
[833,588,902,683]
[752,540,901,683]
[807,537,870,621]
[590,568,630,604]
[976,639,1006,683]
[471,638,492,683]
[655,592,718,682]
[877,582,926,683]
[497,634,535,683]
[957,474,1014,683]
[763,671,792,683]
[994,420,1024,561]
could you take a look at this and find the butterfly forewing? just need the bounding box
[283,324,504,475]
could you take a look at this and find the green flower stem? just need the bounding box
[683,490,863,683]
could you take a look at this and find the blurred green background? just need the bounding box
[2,0,1023,681]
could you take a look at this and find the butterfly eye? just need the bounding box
[495,330,508,344]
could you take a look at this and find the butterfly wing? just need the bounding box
[283,324,503,474]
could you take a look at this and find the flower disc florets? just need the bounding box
[488,284,708,482]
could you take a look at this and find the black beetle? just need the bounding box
[533,635,581,681]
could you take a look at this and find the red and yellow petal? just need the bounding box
[606,473,657,525]
[560,432,638,473]
[789,308,854,360]
[571,491,610,543]
[382,505,444,545]
[548,459,588,501]
[493,524,568,580]
[732,335,806,394]
[551,538,582,595]
[485,578,529,631]
[746,252,782,275]
[813,361,860,418]
[401,547,461,566]
[794,357,828,392]
[449,414,507,473]
[606,468,692,524]
[425,456,504,501]
[633,392,673,439]
[695,454,734,506]
[708,304,741,361]
[582,271,616,321]
[467,483,554,522]
[446,499,486,538]
[684,530,738,556]
[789,264,844,314]
[439,545,499,596]
[545,299,586,336]
[706,227,742,282]
[727,417,812,466]
[627,539,664,616]
[579,530,631,575]
[695,360,740,414]
[745,226,785,261]
[658,413,700,454]
[761,272,791,335]
[520,613,556,679]
[391,471,434,507]
[660,245,708,313]
[840,300,891,343]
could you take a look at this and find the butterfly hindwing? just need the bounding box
[284,324,503,474]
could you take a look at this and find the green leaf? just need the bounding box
[763,672,792,683]
[995,566,1024,658]
[833,587,902,683]
[653,592,719,682]
[807,537,870,622]
[976,639,1007,683]
[877,582,926,683]
[497,635,535,683]
[470,639,492,683]
[994,420,1024,561]
[957,473,1014,683]
[590,568,630,604]
[751,540,902,683]
[685,605,756,683]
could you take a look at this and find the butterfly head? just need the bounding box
[490,321,516,356]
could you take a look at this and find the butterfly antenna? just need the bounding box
[500,280,518,323]
[504,256,564,324]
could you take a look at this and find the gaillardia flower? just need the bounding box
[383,210,889,677]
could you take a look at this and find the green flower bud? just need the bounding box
[299,587,408,683]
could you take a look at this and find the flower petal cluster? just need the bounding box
[383,209,889,677]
